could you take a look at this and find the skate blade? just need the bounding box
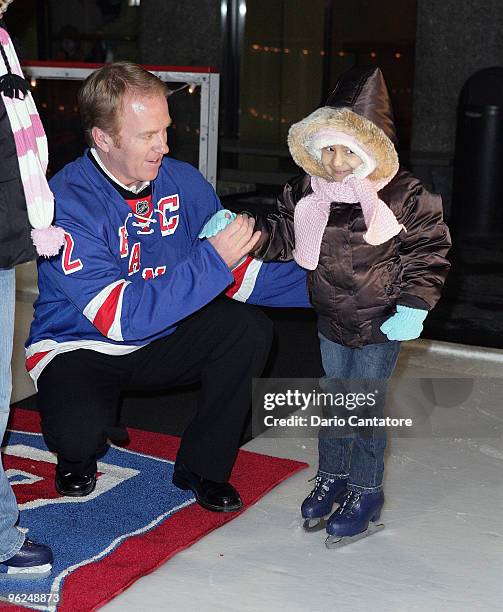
[303,517,328,532]
[3,563,52,579]
[325,522,385,549]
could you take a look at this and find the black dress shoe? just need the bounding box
[55,470,97,497]
[172,461,243,513]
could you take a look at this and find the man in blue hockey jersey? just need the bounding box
[26,62,309,512]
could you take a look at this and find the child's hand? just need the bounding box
[380,305,428,341]
[198,209,237,239]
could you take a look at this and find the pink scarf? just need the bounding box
[0,26,64,257]
[293,175,405,270]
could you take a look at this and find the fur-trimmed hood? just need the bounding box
[288,67,399,184]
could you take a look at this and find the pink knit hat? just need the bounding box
[309,129,377,179]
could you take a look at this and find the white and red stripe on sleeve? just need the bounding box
[83,279,130,340]
[226,255,263,302]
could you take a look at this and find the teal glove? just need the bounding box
[198,209,236,239]
[380,305,428,341]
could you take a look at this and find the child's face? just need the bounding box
[321,145,363,181]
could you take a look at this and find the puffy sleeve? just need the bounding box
[252,173,311,261]
[388,171,452,310]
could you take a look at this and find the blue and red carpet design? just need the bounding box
[0,409,307,611]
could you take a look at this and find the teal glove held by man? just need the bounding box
[198,209,237,239]
[380,305,428,341]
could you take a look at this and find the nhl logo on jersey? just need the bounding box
[136,199,150,216]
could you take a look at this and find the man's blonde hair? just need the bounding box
[78,61,169,147]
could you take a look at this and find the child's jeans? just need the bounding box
[317,332,400,492]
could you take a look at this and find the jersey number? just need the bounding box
[62,233,83,275]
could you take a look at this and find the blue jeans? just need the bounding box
[0,268,24,561]
[318,333,401,492]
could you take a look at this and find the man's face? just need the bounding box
[321,144,363,181]
[99,92,171,187]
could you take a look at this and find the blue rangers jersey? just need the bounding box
[26,153,310,384]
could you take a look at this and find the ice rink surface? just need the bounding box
[103,340,503,612]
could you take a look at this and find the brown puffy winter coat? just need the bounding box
[253,67,451,348]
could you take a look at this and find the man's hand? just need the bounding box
[208,215,261,268]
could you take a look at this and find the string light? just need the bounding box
[248,43,407,61]
[166,83,199,96]
[30,78,37,88]
[245,108,297,125]
[250,43,328,56]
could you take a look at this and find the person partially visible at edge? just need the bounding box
[201,66,451,544]
[0,0,65,578]
[25,61,311,515]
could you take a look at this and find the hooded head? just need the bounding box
[288,67,399,186]
[325,66,398,144]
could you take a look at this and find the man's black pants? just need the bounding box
[37,298,273,482]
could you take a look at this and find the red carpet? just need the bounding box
[1,408,307,611]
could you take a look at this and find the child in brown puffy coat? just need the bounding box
[200,67,451,547]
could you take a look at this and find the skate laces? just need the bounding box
[308,475,335,501]
[337,490,361,516]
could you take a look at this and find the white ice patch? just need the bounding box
[478,444,503,461]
